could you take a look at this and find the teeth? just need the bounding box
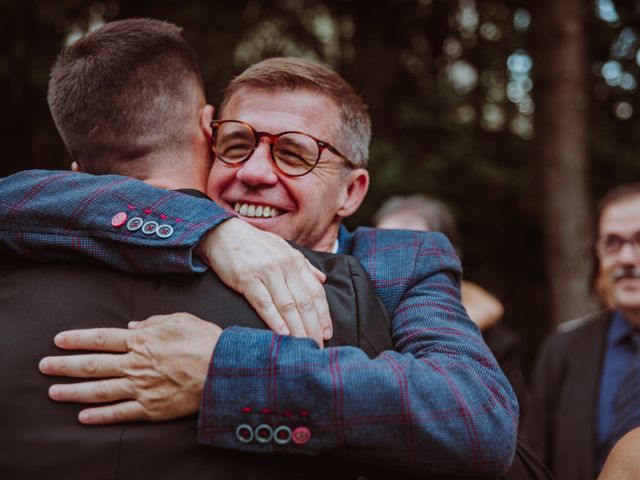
[234,202,281,218]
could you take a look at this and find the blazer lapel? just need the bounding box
[562,311,611,478]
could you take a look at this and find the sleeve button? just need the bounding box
[273,425,292,445]
[255,424,274,444]
[235,424,254,444]
[292,426,312,445]
[126,217,143,231]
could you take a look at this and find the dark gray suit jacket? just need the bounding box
[522,310,612,480]
[0,248,394,480]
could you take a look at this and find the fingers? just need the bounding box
[78,401,147,425]
[54,328,130,352]
[39,353,128,378]
[241,280,291,335]
[284,270,324,347]
[301,262,332,341]
[49,377,132,404]
[310,263,327,284]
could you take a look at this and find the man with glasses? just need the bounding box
[523,183,640,480]
[1,25,518,476]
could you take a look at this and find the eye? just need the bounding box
[603,235,625,252]
[216,132,254,160]
[274,134,317,169]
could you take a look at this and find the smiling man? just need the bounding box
[524,183,640,480]
[209,85,367,252]
[0,49,518,476]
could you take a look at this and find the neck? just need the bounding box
[141,149,209,192]
[144,176,205,192]
[308,223,340,253]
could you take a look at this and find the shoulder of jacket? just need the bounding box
[555,310,611,335]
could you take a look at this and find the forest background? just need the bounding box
[2,0,639,373]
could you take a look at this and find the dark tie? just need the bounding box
[608,331,640,451]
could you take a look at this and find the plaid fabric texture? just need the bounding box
[0,170,233,272]
[201,228,518,476]
[0,170,518,476]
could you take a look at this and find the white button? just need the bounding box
[235,424,254,444]
[255,424,273,444]
[126,217,144,231]
[273,425,292,445]
[142,221,159,235]
[156,224,174,239]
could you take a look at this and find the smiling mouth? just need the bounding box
[234,202,282,218]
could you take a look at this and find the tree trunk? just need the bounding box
[534,0,596,327]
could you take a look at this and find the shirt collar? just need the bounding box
[610,309,636,345]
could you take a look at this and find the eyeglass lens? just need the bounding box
[598,231,640,256]
[214,121,320,176]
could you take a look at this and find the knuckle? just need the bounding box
[93,332,107,348]
[297,295,314,312]
[253,292,274,310]
[310,284,326,298]
[112,404,127,422]
[83,356,99,375]
[95,381,110,401]
[276,300,297,313]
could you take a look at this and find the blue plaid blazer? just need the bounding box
[1,170,518,476]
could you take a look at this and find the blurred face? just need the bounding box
[206,87,368,252]
[597,195,640,317]
[376,209,430,231]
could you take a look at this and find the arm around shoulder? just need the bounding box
[0,170,233,272]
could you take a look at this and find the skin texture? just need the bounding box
[598,427,640,480]
[597,195,640,326]
[40,314,221,424]
[207,87,369,253]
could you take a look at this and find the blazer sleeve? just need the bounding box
[199,233,518,477]
[0,170,234,272]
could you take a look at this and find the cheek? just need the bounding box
[207,164,234,195]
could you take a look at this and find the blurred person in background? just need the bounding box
[523,183,640,480]
[374,194,529,414]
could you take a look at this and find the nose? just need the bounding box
[235,141,279,187]
[618,241,640,263]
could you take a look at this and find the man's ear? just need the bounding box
[70,161,82,172]
[337,168,370,219]
[199,104,215,141]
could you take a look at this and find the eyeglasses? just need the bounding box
[211,120,354,177]
[596,231,640,257]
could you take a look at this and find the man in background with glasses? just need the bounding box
[524,183,640,480]
[0,20,518,477]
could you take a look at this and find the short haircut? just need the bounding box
[595,182,640,232]
[47,18,205,176]
[373,194,461,251]
[219,57,371,169]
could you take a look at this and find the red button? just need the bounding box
[111,212,128,227]
[291,426,311,445]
